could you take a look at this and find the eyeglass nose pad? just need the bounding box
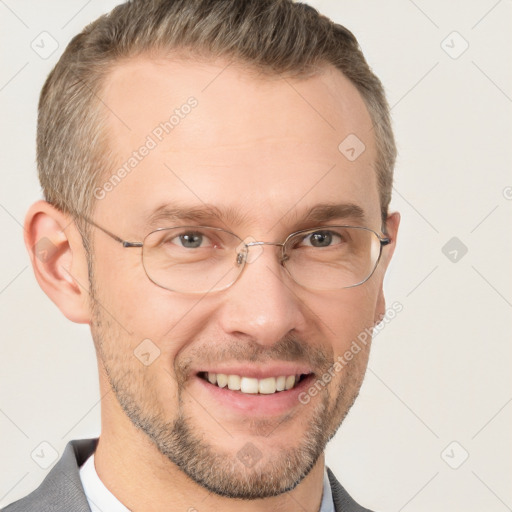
[235,239,251,266]
[235,237,264,265]
[236,250,246,266]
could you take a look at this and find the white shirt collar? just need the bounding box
[79,453,130,512]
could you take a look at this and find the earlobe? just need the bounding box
[24,200,91,324]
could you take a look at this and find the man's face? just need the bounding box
[88,57,396,498]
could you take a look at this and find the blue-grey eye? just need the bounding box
[180,233,202,248]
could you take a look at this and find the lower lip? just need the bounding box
[191,374,315,416]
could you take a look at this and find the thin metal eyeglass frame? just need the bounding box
[82,217,391,291]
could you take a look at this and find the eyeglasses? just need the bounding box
[84,218,390,294]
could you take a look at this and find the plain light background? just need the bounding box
[1,1,511,510]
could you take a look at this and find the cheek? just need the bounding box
[94,250,165,326]
[306,284,379,355]
[93,254,217,364]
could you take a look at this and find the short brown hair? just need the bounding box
[37,0,396,227]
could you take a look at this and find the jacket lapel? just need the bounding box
[327,467,375,512]
[2,438,98,512]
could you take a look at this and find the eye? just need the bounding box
[169,231,212,249]
[299,230,343,248]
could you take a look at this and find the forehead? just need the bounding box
[98,56,380,232]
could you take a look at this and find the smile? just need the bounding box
[198,372,310,395]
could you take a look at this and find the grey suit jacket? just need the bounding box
[2,438,374,511]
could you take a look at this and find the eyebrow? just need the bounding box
[144,203,251,229]
[143,202,366,230]
[295,202,366,224]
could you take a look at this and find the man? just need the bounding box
[3,0,399,511]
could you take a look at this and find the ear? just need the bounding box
[373,211,400,325]
[24,200,91,323]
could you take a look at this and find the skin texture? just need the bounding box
[25,57,399,512]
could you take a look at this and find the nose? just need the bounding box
[216,244,307,347]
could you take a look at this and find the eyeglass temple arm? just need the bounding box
[82,216,143,248]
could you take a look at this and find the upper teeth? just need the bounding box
[205,373,298,394]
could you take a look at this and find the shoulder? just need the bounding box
[1,438,98,512]
[327,467,377,512]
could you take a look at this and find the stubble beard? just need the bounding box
[89,277,369,499]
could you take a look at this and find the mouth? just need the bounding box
[191,364,317,416]
[197,371,311,395]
